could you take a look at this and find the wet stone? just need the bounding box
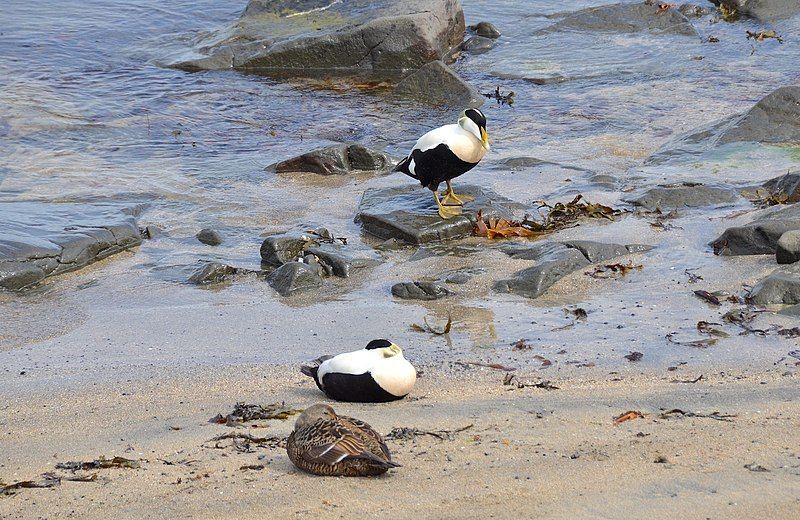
[0,202,142,291]
[393,61,484,108]
[356,184,526,245]
[748,264,800,305]
[266,262,323,296]
[141,225,163,239]
[260,233,310,267]
[391,281,450,300]
[169,0,466,76]
[188,262,240,285]
[711,204,800,256]
[272,143,392,176]
[196,228,223,246]
[469,21,501,39]
[541,2,698,37]
[304,243,382,278]
[562,240,652,263]
[718,0,800,22]
[627,183,739,210]
[441,267,486,284]
[678,3,711,17]
[776,230,800,264]
[461,36,495,54]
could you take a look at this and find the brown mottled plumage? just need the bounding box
[286,404,399,477]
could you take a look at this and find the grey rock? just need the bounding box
[304,243,382,278]
[260,233,310,267]
[355,184,526,245]
[711,203,800,255]
[391,281,450,300]
[393,61,484,108]
[778,303,800,316]
[495,239,650,299]
[169,0,465,76]
[461,36,495,54]
[719,0,800,21]
[267,262,323,296]
[188,262,239,285]
[494,247,590,299]
[469,21,501,38]
[777,230,800,264]
[273,143,392,176]
[749,264,800,305]
[196,228,223,246]
[649,86,800,163]
[0,202,142,291]
[760,172,800,203]
[141,225,163,239]
[678,3,712,17]
[442,267,486,284]
[543,2,698,36]
[627,183,739,210]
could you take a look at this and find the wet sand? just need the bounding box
[1,364,798,519]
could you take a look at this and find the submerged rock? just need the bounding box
[272,143,392,176]
[649,86,800,163]
[267,261,323,296]
[718,0,800,21]
[304,243,382,278]
[494,239,650,299]
[391,281,450,300]
[711,203,800,255]
[196,228,223,246]
[355,184,526,245]
[260,233,310,267]
[542,2,698,36]
[0,202,142,291]
[188,262,240,285]
[678,3,712,17]
[469,21,501,39]
[776,230,800,264]
[393,61,484,107]
[461,36,496,54]
[627,183,739,210]
[748,264,800,305]
[169,0,465,76]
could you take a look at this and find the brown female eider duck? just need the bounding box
[286,404,399,477]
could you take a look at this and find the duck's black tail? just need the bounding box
[300,355,333,391]
[394,155,417,180]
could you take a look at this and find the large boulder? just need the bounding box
[626,183,740,210]
[649,86,800,163]
[718,0,800,22]
[355,184,527,245]
[711,203,800,255]
[541,2,699,36]
[776,230,800,264]
[169,0,466,75]
[393,61,484,107]
[0,202,142,291]
[748,264,800,305]
[494,240,650,299]
[272,143,393,176]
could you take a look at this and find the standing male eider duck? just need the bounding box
[286,403,400,476]
[300,339,417,403]
[394,108,490,219]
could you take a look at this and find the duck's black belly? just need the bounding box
[321,372,403,403]
[412,144,478,191]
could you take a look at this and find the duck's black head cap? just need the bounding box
[365,339,392,350]
[465,108,486,129]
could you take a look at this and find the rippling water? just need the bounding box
[1,0,799,384]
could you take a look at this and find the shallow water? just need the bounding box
[2,0,800,389]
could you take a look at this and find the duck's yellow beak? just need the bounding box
[480,127,490,151]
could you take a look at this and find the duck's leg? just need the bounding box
[433,190,462,219]
[441,180,475,206]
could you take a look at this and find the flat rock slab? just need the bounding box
[0,202,142,291]
[649,86,800,163]
[393,60,483,107]
[305,243,382,278]
[356,184,527,245]
[494,239,650,299]
[627,183,740,210]
[169,0,465,75]
[391,281,450,300]
[720,0,800,21]
[711,203,800,255]
[749,263,800,305]
[272,143,393,176]
[542,2,698,36]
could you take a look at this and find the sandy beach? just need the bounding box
[2,364,798,519]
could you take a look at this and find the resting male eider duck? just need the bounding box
[300,339,417,403]
[394,108,490,219]
[286,403,399,477]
